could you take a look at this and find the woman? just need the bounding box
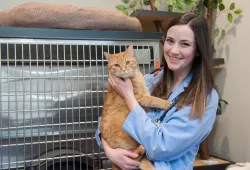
[95,13,219,170]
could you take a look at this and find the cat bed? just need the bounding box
[0,2,142,32]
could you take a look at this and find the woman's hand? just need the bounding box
[102,138,140,170]
[108,73,138,111]
[108,73,134,100]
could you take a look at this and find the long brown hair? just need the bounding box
[151,13,215,120]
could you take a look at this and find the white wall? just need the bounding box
[209,0,250,163]
[0,0,119,11]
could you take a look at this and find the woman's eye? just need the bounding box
[181,43,190,47]
[114,64,120,67]
[166,39,173,44]
[126,61,130,65]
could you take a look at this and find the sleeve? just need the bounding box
[95,116,104,149]
[122,89,219,161]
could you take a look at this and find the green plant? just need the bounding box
[194,0,243,52]
[115,0,200,15]
[115,0,150,15]
[218,98,228,110]
[214,85,229,112]
[167,0,200,12]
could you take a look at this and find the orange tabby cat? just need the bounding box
[100,45,171,170]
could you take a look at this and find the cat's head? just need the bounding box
[104,45,138,78]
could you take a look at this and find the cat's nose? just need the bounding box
[121,67,126,72]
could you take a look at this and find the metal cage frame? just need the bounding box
[0,27,162,170]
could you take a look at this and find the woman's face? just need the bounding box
[164,25,197,75]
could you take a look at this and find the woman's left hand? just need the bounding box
[108,73,134,100]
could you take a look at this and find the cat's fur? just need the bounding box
[100,45,171,170]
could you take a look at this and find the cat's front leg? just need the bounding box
[135,93,171,110]
[139,156,156,170]
[112,163,122,170]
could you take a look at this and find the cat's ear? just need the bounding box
[125,45,134,57]
[104,52,112,62]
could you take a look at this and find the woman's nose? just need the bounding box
[170,44,180,55]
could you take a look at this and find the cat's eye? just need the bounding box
[126,61,130,65]
[114,64,120,67]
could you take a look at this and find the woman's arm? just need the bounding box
[101,137,140,170]
[122,89,218,161]
[109,73,219,161]
[95,117,140,169]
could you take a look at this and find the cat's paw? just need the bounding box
[164,101,172,109]
[135,145,145,156]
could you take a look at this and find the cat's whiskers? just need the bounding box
[116,70,138,78]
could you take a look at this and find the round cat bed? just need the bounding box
[0,2,142,32]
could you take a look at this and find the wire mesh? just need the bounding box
[0,39,160,170]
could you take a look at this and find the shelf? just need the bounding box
[194,156,231,170]
[213,58,225,67]
[0,26,162,41]
[130,9,182,32]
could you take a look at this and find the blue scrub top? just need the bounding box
[95,70,219,170]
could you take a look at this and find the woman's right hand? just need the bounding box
[102,138,140,170]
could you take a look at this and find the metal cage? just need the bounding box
[0,27,162,170]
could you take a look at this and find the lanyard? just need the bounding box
[153,91,184,126]
[148,67,188,126]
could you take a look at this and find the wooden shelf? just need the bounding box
[194,156,231,170]
[213,58,225,67]
[130,9,182,32]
